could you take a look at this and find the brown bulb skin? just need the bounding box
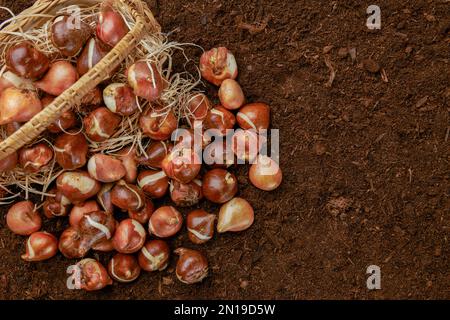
[137,170,169,198]
[139,109,177,141]
[170,179,203,207]
[128,198,154,224]
[78,211,116,246]
[21,232,58,262]
[112,219,146,254]
[77,258,112,291]
[136,141,172,168]
[18,143,53,173]
[50,15,91,57]
[59,227,91,259]
[174,248,209,284]
[54,132,88,170]
[42,188,72,219]
[186,210,215,244]
[108,253,140,283]
[77,38,109,76]
[202,169,238,204]
[84,107,121,142]
[56,171,101,205]
[111,180,145,211]
[237,102,270,130]
[6,201,42,236]
[138,240,170,272]
[148,206,183,238]
[203,105,236,136]
[6,42,49,79]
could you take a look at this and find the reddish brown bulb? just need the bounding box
[18,143,53,173]
[139,109,177,140]
[78,211,116,246]
[186,210,215,244]
[148,206,183,238]
[56,171,101,204]
[97,183,114,213]
[117,147,138,183]
[200,47,238,86]
[77,258,112,291]
[84,107,121,142]
[217,197,254,233]
[111,180,145,211]
[21,232,58,262]
[6,200,41,236]
[249,155,282,191]
[5,121,22,136]
[108,253,140,283]
[48,109,77,133]
[97,6,129,47]
[202,169,238,204]
[54,132,88,170]
[185,93,211,127]
[218,79,245,110]
[80,86,103,106]
[161,146,202,184]
[128,198,154,224]
[137,170,169,198]
[92,238,115,252]
[127,61,165,101]
[236,102,270,130]
[112,218,146,254]
[136,141,172,168]
[69,200,100,228]
[103,83,138,116]
[59,227,90,259]
[0,88,42,125]
[203,106,236,136]
[42,188,72,219]
[138,240,170,272]
[231,129,266,162]
[77,38,109,76]
[6,42,49,79]
[50,15,91,57]
[170,179,203,207]
[87,154,126,183]
[174,248,209,284]
[35,61,79,96]
[0,146,18,173]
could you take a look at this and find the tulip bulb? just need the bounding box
[6,201,42,236]
[50,15,91,57]
[200,47,238,86]
[6,42,49,79]
[77,258,112,291]
[175,248,209,284]
[18,143,53,173]
[35,61,79,96]
[127,61,165,101]
[0,88,42,125]
[54,132,88,170]
[138,240,170,272]
[22,232,58,262]
[108,253,141,283]
[217,197,254,233]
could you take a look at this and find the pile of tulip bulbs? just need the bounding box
[0,3,282,291]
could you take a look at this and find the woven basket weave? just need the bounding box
[0,0,160,161]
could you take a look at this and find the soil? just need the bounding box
[0,0,449,300]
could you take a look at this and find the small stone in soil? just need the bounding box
[337,47,348,58]
[240,279,249,289]
[313,141,327,155]
[362,59,380,73]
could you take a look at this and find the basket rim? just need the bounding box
[0,0,160,162]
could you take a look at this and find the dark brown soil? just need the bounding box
[1,0,449,300]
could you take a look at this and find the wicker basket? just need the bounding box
[0,0,160,161]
